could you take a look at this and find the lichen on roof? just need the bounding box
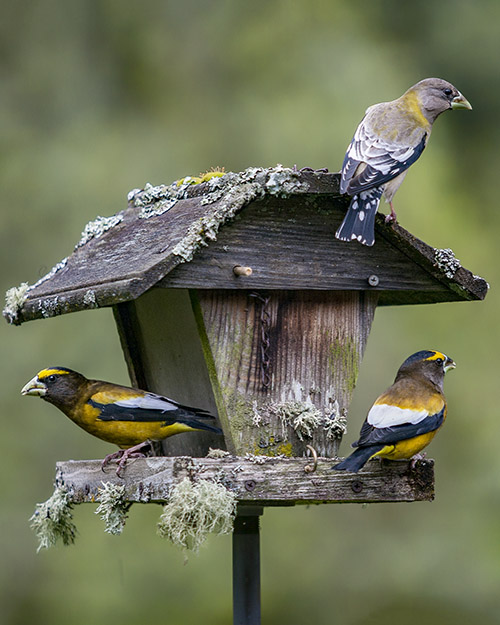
[3,282,30,324]
[169,164,305,263]
[434,247,461,279]
[3,257,69,324]
[76,214,124,248]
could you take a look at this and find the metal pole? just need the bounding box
[232,506,263,625]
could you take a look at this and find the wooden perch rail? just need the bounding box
[55,456,435,506]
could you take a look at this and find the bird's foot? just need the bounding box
[101,440,153,477]
[409,452,427,469]
[294,165,330,173]
[385,202,398,224]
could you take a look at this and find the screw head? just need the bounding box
[368,274,380,287]
[351,480,363,494]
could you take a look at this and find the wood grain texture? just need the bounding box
[159,196,454,294]
[12,170,487,325]
[55,456,435,505]
[197,290,377,458]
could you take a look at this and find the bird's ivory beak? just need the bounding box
[444,358,456,373]
[451,93,472,110]
[21,376,47,397]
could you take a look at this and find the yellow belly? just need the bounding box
[372,430,438,460]
[70,402,198,447]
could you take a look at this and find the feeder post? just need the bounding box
[233,506,264,625]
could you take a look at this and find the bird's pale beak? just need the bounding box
[451,93,472,110]
[444,357,456,373]
[21,376,47,397]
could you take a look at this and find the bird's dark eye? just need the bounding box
[47,375,56,383]
[443,88,453,97]
[435,358,443,366]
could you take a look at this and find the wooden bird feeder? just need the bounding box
[5,166,488,625]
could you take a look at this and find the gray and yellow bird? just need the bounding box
[336,78,472,246]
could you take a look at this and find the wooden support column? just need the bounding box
[233,506,263,625]
[196,290,378,458]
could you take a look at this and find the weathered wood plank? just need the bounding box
[9,168,487,326]
[196,290,377,458]
[55,456,435,505]
[158,196,455,293]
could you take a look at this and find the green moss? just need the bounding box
[328,337,360,394]
[199,168,226,183]
[176,175,202,186]
[189,291,234,452]
[221,387,254,436]
[272,442,294,457]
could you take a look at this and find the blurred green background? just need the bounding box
[1,1,499,624]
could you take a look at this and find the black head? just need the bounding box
[21,367,88,412]
[396,350,456,390]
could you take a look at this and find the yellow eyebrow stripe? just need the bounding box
[425,351,446,362]
[38,368,71,379]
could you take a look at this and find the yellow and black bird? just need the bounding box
[333,350,455,473]
[21,367,222,475]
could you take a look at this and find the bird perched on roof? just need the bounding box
[332,350,455,473]
[21,367,222,476]
[335,78,472,246]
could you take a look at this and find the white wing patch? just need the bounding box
[346,118,424,178]
[113,393,177,412]
[367,403,429,428]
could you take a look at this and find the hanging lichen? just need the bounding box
[157,478,237,552]
[29,486,77,552]
[95,482,131,535]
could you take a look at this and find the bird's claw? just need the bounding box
[385,202,398,224]
[101,440,153,477]
[410,452,427,469]
[293,165,330,173]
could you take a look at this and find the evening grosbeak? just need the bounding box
[336,78,472,246]
[21,367,222,475]
[333,350,455,472]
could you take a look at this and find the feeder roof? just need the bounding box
[4,166,488,325]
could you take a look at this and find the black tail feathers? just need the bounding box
[332,445,384,473]
[179,411,223,435]
[335,188,383,246]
